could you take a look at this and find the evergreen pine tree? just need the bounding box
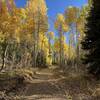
[82,0,100,78]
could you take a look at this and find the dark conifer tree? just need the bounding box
[82,0,100,78]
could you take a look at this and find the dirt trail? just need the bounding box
[17,67,68,100]
[14,67,100,100]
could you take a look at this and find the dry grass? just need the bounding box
[54,70,100,100]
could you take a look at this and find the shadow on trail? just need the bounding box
[24,82,63,96]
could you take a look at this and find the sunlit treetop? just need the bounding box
[0,0,15,12]
[65,6,80,24]
[55,13,69,32]
[26,0,47,16]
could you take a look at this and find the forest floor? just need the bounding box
[0,66,100,100]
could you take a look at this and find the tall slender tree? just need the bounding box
[26,0,48,67]
[65,7,79,65]
[47,31,54,56]
[55,14,68,67]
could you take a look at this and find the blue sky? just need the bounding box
[15,0,88,43]
[45,0,88,38]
